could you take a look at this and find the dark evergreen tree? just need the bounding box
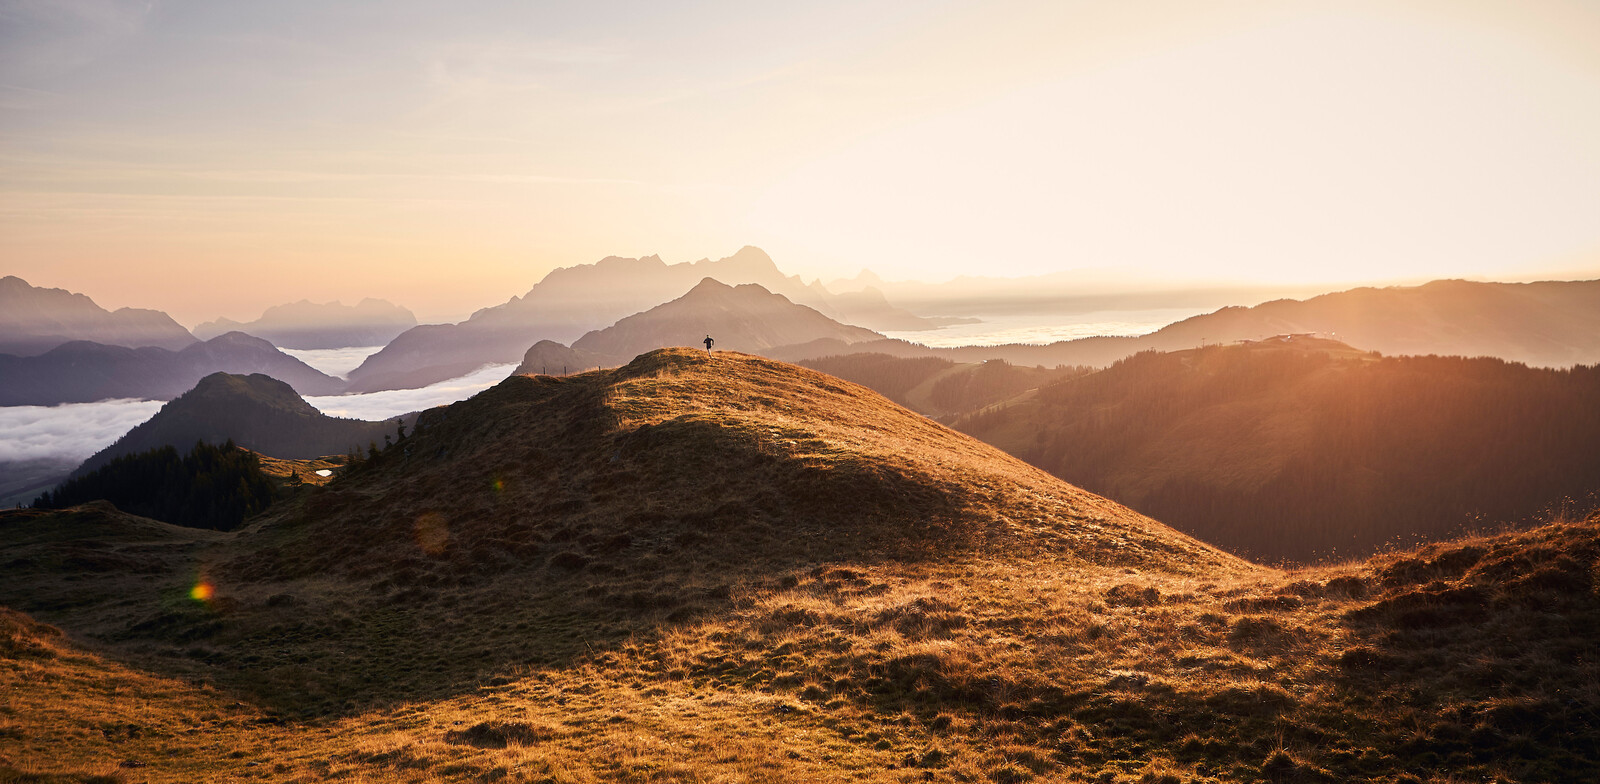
[33,441,276,531]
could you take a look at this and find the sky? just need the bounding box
[2,0,1598,325]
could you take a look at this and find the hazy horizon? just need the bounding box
[3,0,1597,326]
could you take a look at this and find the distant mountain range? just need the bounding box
[346,247,825,392]
[194,299,417,349]
[0,332,343,406]
[73,372,409,477]
[570,278,883,363]
[0,275,196,356]
[954,336,1600,562]
[773,278,1600,369]
[345,247,952,393]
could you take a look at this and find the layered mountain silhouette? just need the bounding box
[194,298,417,349]
[773,278,1600,369]
[569,278,883,363]
[0,275,196,356]
[955,336,1600,561]
[345,247,836,392]
[72,372,407,477]
[0,332,343,405]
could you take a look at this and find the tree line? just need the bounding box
[34,440,276,531]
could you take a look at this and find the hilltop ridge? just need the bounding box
[252,348,1241,584]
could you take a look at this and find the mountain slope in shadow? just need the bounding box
[72,372,406,476]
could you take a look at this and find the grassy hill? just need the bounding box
[2,349,1596,782]
[955,337,1600,562]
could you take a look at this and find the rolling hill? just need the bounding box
[955,337,1600,562]
[72,372,407,477]
[0,332,344,405]
[193,298,417,349]
[0,275,196,356]
[2,348,1598,782]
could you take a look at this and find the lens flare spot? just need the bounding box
[414,512,450,556]
[491,478,504,493]
[190,581,214,602]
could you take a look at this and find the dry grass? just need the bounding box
[2,350,1596,782]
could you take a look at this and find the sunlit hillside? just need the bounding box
[3,350,1597,783]
[955,338,1600,562]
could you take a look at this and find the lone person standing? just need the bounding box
[703,334,715,353]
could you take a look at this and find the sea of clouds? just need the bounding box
[280,346,386,378]
[0,363,519,465]
[304,363,518,421]
[0,398,166,464]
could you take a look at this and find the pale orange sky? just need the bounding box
[2,0,1597,325]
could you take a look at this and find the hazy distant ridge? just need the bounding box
[775,278,1600,369]
[0,275,197,356]
[570,278,883,364]
[194,298,417,349]
[347,246,833,392]
[0,332,343,406]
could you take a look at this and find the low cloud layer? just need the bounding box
[0,398,165,463]
[0,364,516,465]
[280,346,384,379]
[304,363,518,421]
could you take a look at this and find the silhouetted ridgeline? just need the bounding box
[0,274,196,356]
[0,332,343,405]
[35,441,274,531]
[956,339,1600,562]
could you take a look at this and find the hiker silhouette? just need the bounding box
[703,335,714,353]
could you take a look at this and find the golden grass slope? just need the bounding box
[2,348,1597,782]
